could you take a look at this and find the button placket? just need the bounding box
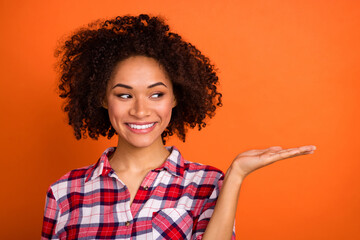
[142,174,152,191]
[130,171,157,218]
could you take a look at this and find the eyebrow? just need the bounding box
[112,82,168,89]
[148,82,167,88]
[112,83,132,89]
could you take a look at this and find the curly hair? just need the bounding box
[56,14,222,142]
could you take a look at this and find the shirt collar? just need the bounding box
[85,146,184,182]
[154,146,184,177]
[85,147,116,182]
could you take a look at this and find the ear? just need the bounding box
[102,98,108,109]
[172,97,177,108]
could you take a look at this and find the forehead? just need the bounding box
[110,56,171,87]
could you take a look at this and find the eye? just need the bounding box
[150,92,164,99]
[116,94,132,99]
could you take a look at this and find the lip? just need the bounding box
[125,122,157,134]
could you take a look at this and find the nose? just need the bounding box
[129,98,151,118]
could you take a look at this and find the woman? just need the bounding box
[41,14,316,240]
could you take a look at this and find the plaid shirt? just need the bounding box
[41,146,236,239]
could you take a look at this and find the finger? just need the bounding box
[240,146,283,156]
[262,146,315,163]
[268,145,316,156]
[306,150,315,154]
[298,145,317,152]
[269,149,299,158]
[274,148,299,155]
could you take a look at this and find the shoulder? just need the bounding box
[169,146,225,182]
[53,164,93,185]
[46,147,115,199]
[46,164,94,200]
[183,159,224,176]
[181,158,225,191]
[183,159,224,180]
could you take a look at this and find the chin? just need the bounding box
[124,136,162,149]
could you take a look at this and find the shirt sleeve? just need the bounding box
[41,187,60,240]
[192,174,236,240]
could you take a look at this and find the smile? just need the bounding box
[127,123,155,130]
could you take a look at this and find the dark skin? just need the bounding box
[102,56,177,207]
[203,145,317,240]
[103,55,317,239]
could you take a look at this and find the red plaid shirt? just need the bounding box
[41,146,236,239]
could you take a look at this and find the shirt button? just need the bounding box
[125,221,130,227]
[143,185,149,190]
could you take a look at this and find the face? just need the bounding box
[103,56,176,149]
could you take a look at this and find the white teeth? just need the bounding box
[128,123,155,130]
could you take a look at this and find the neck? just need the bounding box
[109,137,170,173]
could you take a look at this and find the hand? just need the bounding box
[229,145,316,180]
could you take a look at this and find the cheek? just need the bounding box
[107,104,117,118]
[158,102,174,123]
[107,104,124,127]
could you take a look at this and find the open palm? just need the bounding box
[231,145,316,179]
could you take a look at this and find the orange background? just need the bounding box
[0,0,359,239]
